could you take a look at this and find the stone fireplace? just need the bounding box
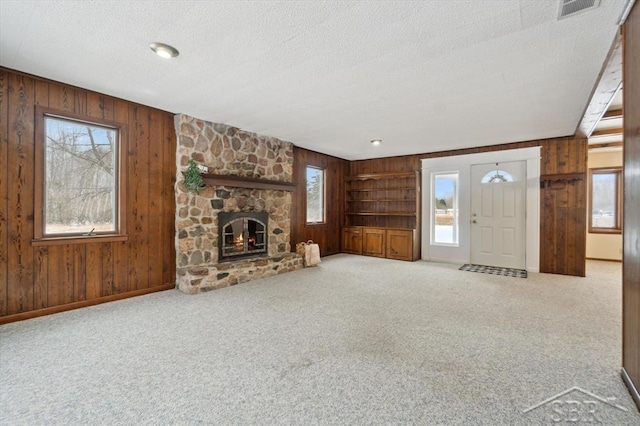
[174,114,303,294]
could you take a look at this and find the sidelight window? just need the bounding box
[432,172,459,245]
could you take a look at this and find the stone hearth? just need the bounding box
[174,114,302,294]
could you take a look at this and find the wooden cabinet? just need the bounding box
[342,227,363,255]
[363,228,386,258]
[342,227,418,261]
[343,171,420,261]
[386,229,414,261]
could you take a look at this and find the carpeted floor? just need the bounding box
[1,255,638,425]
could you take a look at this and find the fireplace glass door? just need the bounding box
[219,212,267,260]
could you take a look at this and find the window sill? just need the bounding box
[588,229,622,235]
[32,234,129,246]
[431,242,459,247]
[306,222,326,226]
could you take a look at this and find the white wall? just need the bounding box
[586,150,623,261]
[421,147,541,272]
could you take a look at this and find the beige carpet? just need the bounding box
[1,255,638,424]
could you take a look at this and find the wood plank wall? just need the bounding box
[291,147,348,256]
[539,137,588,276]
[349,138,587,276]
[623,1,640,409]
[0,68,176,323]
[349,140,541,174]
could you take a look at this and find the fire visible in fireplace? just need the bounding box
[219,212,268,260]
[225,224,259,253]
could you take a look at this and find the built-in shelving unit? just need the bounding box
[343,171,420,261]
[345,171,419,228]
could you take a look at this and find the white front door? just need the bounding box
[470,161,526,269]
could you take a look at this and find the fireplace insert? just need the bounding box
[218,212,268,261]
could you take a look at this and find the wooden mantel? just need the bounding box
[202,173,297,192]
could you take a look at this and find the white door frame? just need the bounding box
[421,146,541,272]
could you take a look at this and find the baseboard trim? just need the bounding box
[586,257,622,262]
[622,367,640,411]
[423,256,468,265]
[0,284,175,325]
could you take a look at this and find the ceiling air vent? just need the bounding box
[558,0,600,20]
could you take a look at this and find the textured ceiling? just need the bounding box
[0,0,629,160]
[589,88,624,148]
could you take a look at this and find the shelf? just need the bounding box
[347,187,416,192]
[344,225,416,231]
[346,172,417,181]
[346,212,416,216]
[202,173,296,192]
[347,199,415,202]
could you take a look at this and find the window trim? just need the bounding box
[305,165,326,225]
[33,106,128,244]
[588,167,622,235]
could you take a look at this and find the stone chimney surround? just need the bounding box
[174,114,302,294]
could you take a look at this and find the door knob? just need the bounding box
[472,220,477,224]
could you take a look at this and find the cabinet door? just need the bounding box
[363,228,386,258]
[342,227,363,255]
[386,230,413,261]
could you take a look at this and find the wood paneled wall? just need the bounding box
[0,68,176,323]
[539,137,588,276]
[623,0,640,410]
[349,138,587,276]
[350,155,418,174]
[291,147,348,257]
[349,140,541,174]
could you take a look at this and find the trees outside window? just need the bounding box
[35,107,126,240]
[306,166,325,224]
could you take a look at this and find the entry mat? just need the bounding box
[459,264,528,278]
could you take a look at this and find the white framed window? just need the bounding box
[432,172,459,245]
[306,166,325,224]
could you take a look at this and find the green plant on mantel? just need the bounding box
[183,159,205,194]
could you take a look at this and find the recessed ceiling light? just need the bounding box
[150,42,179,59]
[371,139,382,146]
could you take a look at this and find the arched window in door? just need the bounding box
[481,169,515,183]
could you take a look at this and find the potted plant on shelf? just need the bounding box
[183,159,205,194]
